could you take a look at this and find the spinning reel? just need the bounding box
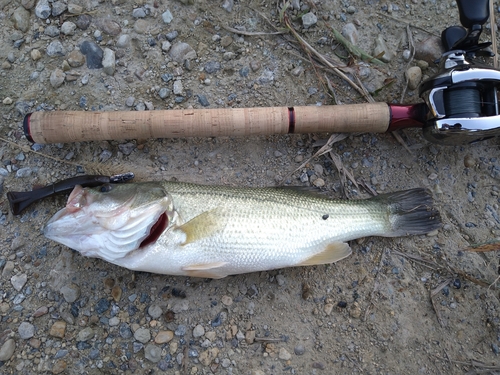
[419,0,500,145]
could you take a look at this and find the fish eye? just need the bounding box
[99,184,113,193]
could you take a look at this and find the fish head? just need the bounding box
[44,182,174,262]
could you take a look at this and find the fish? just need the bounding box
[43,181,441,279]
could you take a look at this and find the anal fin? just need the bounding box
[299,242,352,266]
[182,262,229,279]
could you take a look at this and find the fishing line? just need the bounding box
[443,88,482,117]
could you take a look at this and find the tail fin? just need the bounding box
[375,188,441,237]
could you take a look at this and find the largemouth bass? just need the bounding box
[44,181,441,278]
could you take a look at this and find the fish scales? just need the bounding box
[144,183,387,275]
[44,181,441,278]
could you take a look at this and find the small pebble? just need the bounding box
[61,21,77,35]
[33,306,49,317]
[119,324,133,339]
[145,344,162,363]
[155,330,174,344]
[173,80,183,95]
[312,362,326,370]
[294,344,305,355]
[52,359,67,374]
[75,14,91,30]
[117,34,131,48]
[0,339,16,361]
[11,273,27,291]
[125,97,135,107]
[373,34,393,62]
[51,1,67,16]
[132,7,146,18]
[148,305,163,319]
[221,295,233,306]
[302,12,317,28]
[16,167,33,178]
[134,327,151,343]
[102,48,116,75]
[193,324,205,338]
[175,324,187,336]
[159,88,171,99]
[464,154,475,168]
[31,49,42,61]
[111,285,122,302]
[204,61,221,74]
[406,66,422,90]
[18,321,35,339]
[161,41,172,52]
[35,0,51,19]
[60,284,80,303]
[77,327,94,342]
[197,94,210,107]
[67,50,85,67]
[278,348,292,360]
[50,321,67,338]
[162,10,173,24]
[95,298,110,314]
[47,41,66,57]
[169,42,197,63]
[166,30,179,41]
[80,41,103,69]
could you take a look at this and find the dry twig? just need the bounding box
[490,0,498,69]
[220,24,288,36]
[281,133,348,185]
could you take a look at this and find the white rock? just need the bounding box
[61,21,76,35]
[193,324,205,338]
[173,80,183,95]
[102,48,115,75]
[116,34,131,48]
[162,10,173,24]
[278,347,292,360]
[11,274,27,291]
[302,12,317,28]
[406,66,422,90]
[50,68,65,88]
[161,41,172,52]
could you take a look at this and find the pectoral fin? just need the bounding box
[177,209,225,245]
[299,242,352,266]
[182,262,229,279]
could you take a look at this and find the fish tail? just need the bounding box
[375,188,441,237]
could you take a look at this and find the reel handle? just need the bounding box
[442,0,490,53]
[456,0,489,29]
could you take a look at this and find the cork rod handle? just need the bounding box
[24,103,392,144]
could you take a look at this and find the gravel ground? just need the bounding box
[1,0,500,374]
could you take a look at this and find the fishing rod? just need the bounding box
[23,0,500,146]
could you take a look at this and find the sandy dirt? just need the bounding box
[1,0,500,374]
